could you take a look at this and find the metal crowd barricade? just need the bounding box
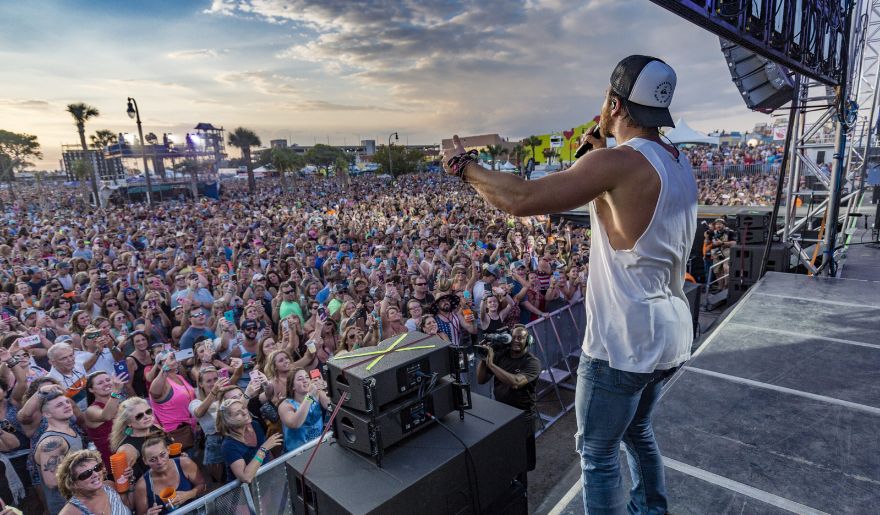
[525,299,586,436]
[169,434,329,515]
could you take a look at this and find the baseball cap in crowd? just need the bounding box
[56,261,71,270]
[55,335,73,345]
[19,308,37,322]
[509,260,526,271]
[483,265,502,278]
[252,273,265,281]
[241,319,259,331]
[610,55,676,128]
[83,325,102,339]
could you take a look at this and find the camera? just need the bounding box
[474,332,512,358]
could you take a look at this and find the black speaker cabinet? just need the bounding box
[739,228,769,245]
[334,377,456,458]
[288,395,529,515]
[326,332,452,414]
[736,209,773,231]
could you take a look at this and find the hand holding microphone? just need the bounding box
[574,125,605,159]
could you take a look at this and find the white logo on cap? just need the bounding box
[654,81,673,105]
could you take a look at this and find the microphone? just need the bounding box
[574,125,602,159]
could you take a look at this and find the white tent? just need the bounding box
[498,161,517,171]
[665,118,719,145]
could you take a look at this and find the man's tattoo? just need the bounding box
[42,454,63,473]
[39,438,63,453]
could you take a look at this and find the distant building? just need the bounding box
[440,134,517,155]
[61,147,126,182]
[361,139,376,155]
[270,139,288,149]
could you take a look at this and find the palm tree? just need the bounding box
[334,156,351,188]
[510,144,527,176]
[270,147,300,193]
[228,127,261,195]
[524,135,542,170]
[486,144,504,171]
[89,130,117,151]
[70,159,93,206]
[66,103,101,205]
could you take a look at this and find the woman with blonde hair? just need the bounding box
[189,365,231,482]
[262,349,314,406]
[55,449,133,515]
[110,397,164,483]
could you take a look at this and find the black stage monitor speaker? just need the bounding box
[721,38,795,113]
[334,377,456,458]
[326,332,452,414]
[735,209,773,231]
[288,395,529,515]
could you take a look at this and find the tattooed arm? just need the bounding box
[36,436,69,489]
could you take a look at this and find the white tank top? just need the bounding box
[583,138,697,373]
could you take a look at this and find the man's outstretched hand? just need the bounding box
[441,135,467,176]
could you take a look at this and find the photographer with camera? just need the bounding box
[702,218,736,291]
[475,325,541,483]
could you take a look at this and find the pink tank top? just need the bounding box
[151,376,196,431]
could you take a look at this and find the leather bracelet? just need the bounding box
[259,446,268,454]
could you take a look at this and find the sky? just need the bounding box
[0,0,771,169]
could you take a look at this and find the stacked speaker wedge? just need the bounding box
[729,209,790,302]
[325,331,458,465]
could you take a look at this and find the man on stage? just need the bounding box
[443,55,697,514]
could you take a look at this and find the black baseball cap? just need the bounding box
[610,55,677,128]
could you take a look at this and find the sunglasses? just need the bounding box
[76,462,104,481]
[415,282,427,286]
[134,408,153,421]
[282,289,294,294]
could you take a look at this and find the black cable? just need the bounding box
[760,74,801,279]
[428,414,482,514]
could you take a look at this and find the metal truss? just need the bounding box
[781,0,879,276]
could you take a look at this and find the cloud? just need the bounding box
[0,99,50,110]
[167,49,220,60]
[216,70,306,96]
[293,100,403,112]
[204,0,763,138]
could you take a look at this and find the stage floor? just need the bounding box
[541,271,880,514]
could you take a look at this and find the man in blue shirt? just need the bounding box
[179,307,216,350]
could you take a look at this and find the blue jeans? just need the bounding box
[574,353,676,515]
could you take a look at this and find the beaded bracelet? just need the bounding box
[445,150,479,180]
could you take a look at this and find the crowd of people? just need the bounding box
[0,173,592,514]
[0,159,785,514]
[696,174,780,206]
[681,142,784,169]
